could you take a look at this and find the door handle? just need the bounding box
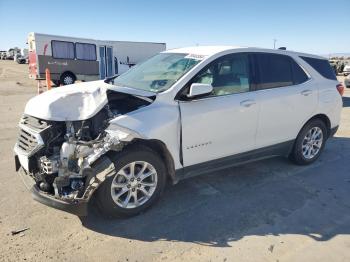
[240,99,256,107]
[301,90,312,96]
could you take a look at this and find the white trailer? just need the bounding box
[27,32,166,85]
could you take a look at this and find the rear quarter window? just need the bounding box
[291,60,309,84]
[300,56,337,80]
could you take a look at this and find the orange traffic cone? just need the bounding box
[45,68,51,90]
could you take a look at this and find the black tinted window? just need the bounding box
[256,53,293,89]
[291,60,309,84]
[300,56,336,80]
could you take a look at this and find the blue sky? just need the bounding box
[0,0,349,55]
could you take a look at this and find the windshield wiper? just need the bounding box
[104,74,119,84]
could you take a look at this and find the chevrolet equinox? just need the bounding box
[14,46,343,217]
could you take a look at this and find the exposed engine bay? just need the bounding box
[15,90,154,203]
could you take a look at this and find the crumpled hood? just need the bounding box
[24,81,110,121]
[24,80,157,121]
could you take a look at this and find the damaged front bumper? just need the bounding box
[15,155,88,216]
[15,153,116,216]
[31,184,88,216]
[13,113,138,216]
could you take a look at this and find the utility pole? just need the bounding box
[273,39,277,49]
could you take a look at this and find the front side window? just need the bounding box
[76,43,96,61]
[190,53,251,97]
[51,40,74,59]
[113,53,200,93]
[256,53,293,90]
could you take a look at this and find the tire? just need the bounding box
[289,119,327,165]
[96,145,167,218]
[60,72,75,85]
[52,80,60,87]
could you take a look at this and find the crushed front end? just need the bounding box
[14,84,154,216]
[14,112,123,216]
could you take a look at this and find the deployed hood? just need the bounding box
[24,81,155,121]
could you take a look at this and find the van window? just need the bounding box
[51,41,74,59]
[191,53,251,97]
[76,43,97,61]
[300,56,337,80]
[256,53,293,90]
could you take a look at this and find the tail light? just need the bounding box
[336,83,345,96]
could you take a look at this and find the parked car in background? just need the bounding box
[343,64,350,76]
[14,46,343,217]
[27,32,166,86]
[0,51,7,60]
[16,55,28,64]
[344,75,350,88]
[6,47,21,60]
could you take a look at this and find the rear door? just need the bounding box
[254,53,317,148]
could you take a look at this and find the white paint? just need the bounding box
[188,83,213,97]
[22,46,343,171]
[24,81,109,121]
[24,81,155,121]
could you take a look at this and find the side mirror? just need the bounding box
[187,83,213,98]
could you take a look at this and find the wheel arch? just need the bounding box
[302,114,331,137]
[126,138,178,184]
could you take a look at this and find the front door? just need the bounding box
[99,46,113,79]
[179,53,259,167]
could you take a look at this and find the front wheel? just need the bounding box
[289,119,327,165]
[96,145,167,218]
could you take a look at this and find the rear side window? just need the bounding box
[256,53,293,89]
[300,56,337,80]
[51,41,74,59]
[75,43,97,61]
[291,60,309,84]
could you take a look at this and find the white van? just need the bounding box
[27,32,166,85]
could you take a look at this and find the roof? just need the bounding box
[163,45,326,60]
[29,32,166,46]
[163,46,245,56]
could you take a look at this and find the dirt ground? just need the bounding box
[0,60,349,262]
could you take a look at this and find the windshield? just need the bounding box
[112,53,200,93]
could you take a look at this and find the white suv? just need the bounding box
[14,46,343,217]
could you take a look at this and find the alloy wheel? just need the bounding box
[63,76,74,85]
[110,161,158,209]
[302,126,323,159]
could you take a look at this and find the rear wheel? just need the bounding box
[60,72,75,85]
[290,119,327,165]
[96,145,167,218]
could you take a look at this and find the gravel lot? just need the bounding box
[0,60,349,262]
